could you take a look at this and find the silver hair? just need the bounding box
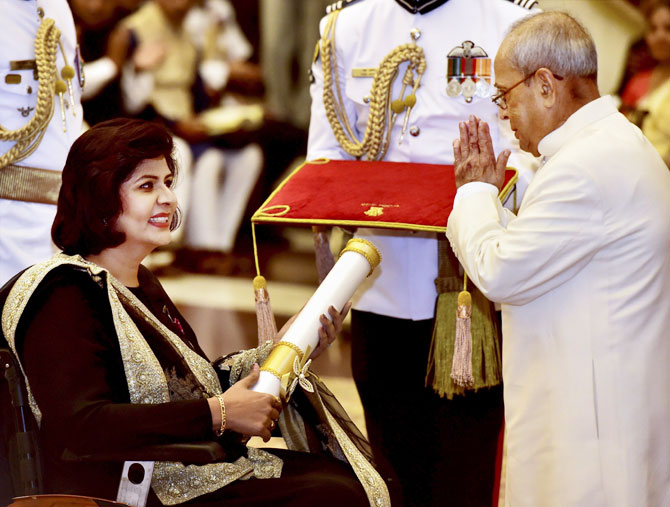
[500,11,598,79]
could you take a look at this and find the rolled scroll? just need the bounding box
[251,238,381,397]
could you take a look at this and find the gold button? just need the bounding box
[409,126,420,136]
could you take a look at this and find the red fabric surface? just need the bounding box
[621,69,652,108]
[253,159,517,231]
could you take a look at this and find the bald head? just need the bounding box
[498,11,598,81]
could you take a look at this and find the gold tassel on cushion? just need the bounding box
[253,275,278,346]
[251,224,278,346]
[450,277,474,387]
[426,238,501,399]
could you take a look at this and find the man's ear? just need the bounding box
[535,68,557,107]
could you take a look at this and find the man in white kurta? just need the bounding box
[447,12,670,506]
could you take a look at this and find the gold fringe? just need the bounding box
[450,288,474,387]
[426,285,501,399]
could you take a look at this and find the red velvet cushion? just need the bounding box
[252,159,517,232]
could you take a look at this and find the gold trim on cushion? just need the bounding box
[252,158,519,233]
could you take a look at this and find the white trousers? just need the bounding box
[0,199,57,286]
[185,144,263,252]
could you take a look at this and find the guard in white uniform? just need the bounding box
[307,0,537,505]
[0,0,83,285]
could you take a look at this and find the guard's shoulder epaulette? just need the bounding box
[325,0,363,14]
[505,0,538,10]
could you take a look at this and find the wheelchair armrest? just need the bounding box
[62,441,226,466]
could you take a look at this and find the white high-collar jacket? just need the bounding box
[448,95,670,506]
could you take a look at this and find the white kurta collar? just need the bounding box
[538,95,619,159]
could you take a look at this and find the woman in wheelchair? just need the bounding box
[1,118,375,506]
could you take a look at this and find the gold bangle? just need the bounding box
[215,394,226,437]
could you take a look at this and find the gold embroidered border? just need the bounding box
[1,254,283,505]
[218,341,274,387]
[323,406,391,506]
[1,255,74,424]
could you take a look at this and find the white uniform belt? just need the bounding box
[0,164,61,205]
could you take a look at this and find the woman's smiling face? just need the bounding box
[114,157,177,254]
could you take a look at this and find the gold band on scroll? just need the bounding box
[339,238,382,276]
[260,341,304,380]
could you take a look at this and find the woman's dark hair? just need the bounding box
[643,0,670,20]
[52,118,180,257]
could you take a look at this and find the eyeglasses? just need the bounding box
[491,71,563,109]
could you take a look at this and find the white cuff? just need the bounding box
[121,63,154,114]
[200,60,231,92]
[82,57,118,99]
[453,181,499,206]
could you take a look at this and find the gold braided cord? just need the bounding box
[275,340,305,358]
[0,17,60,168]
[320,11,426,161]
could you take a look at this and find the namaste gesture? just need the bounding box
[452,115,510,190]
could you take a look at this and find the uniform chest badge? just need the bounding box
[446,41,492,103]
